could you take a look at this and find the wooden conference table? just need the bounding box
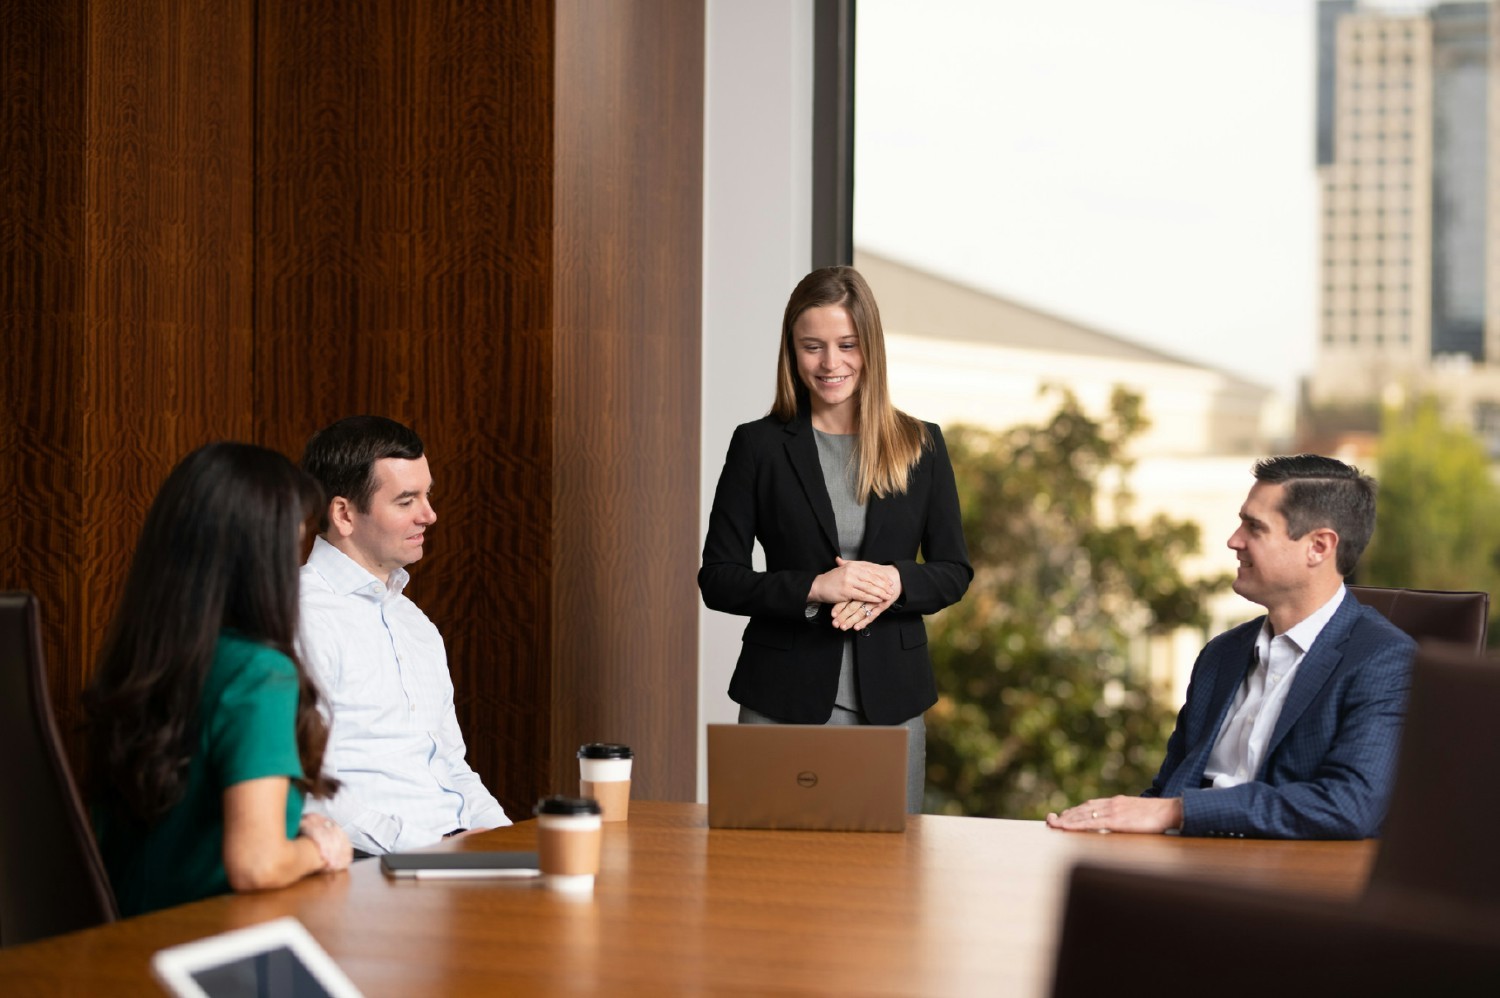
[0,802,1374,996]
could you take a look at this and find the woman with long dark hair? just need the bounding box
[699,266,973,812]
[86,442,351,915]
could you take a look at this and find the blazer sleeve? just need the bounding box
[888,425,972,615]
[698,423,820,619]
[1177,631,1415,839]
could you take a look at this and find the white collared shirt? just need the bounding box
[298,537,509,853]
[1203,586,1346,788]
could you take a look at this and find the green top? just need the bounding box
[97,632,305,917]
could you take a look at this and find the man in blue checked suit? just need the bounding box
[1048,455,1415,839]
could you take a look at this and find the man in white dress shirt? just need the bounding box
[298,415,509,855]
[1046,455,1415,839]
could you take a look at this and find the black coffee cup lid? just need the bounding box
[577,743,633,760]
[535,795,603,817]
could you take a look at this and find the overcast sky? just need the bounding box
[854,0,1336,399]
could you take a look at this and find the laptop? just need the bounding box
[707,723,908,832]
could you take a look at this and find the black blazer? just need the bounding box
[699,411,972,724]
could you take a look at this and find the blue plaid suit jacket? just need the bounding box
[1141,591,1416,839]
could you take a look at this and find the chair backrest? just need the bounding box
[0,592,117,947]
[1347,584,1489,652]
[1051,864,1500,998]
[1368,643,1500,910]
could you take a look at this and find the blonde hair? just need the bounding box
[772,266,930,498]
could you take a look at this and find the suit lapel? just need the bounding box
[862,490,889,555]
[783,417,840,554]
[1207,625,1260,716]
[1182,625,1260,785]
[1263,592,1359,765]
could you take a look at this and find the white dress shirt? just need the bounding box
[298,536,509,853]
[1203,586,1346,788]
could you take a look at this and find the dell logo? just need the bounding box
[796,771,818,788]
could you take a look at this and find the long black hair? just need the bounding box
[85,442,339,821]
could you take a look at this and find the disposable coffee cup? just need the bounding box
[534,796,603,892]
[578,743,634,822]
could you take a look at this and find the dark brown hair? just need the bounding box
[301,415,424,533]
[85,442,339,821]
[1253,454,1378,576]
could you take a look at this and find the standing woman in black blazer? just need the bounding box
[699,266,972,812]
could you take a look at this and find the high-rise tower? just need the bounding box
[1311,1,1492,413]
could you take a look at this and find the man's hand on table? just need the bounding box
[1046,796,1184,834]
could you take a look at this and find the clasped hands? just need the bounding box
[809,557,903,631]
[299,813,353,872]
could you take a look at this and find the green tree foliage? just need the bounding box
[925,388,1227,819]
[1363,397,1500,639]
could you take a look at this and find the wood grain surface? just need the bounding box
[3,0,257,774]
[550,0,704,805]
[2,0,89,757]
[0,802,1377,996]
[253,0,562,817]
[2,0,704,812]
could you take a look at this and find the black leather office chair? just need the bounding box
[1367,643,1500,911]
[1347,584,1489,653]
[1051,864,1500,997]
[0,592,117,947]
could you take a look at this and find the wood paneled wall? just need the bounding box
[1,0,701,816]
[3,0,86,735]
[551,0,704,802]
[251,0,564,817]
[3,0,258,757]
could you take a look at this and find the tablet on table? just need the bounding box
[151,915,364,998]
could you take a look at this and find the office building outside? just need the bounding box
[1311,1,1499,446]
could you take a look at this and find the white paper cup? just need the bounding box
[578,744,634,822]
[535,797,604,892]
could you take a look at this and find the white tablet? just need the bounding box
[150,916,364,998]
